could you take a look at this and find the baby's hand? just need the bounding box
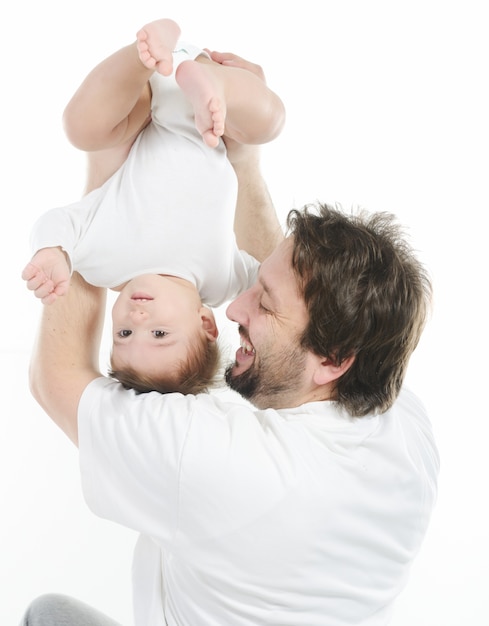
[21,247,71,305]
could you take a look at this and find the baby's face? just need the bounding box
[111,274,209,378]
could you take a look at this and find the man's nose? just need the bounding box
[226,288,252,323]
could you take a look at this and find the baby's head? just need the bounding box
[109,274,220,395]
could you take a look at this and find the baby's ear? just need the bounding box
[200,307,219,340]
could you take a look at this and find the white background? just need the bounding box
[2,0,488,624]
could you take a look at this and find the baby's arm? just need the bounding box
[22,248,71,305]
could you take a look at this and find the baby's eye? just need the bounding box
[152,330,168,338]
[117,329,132,338]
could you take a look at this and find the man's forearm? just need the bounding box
[231,144,285,262]
[30,272,106,446]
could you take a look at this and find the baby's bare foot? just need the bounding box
[136,18,181,76]
[176,60,226,148]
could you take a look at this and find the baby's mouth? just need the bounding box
[131,292,154,302]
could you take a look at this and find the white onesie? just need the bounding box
[30,43,258,307]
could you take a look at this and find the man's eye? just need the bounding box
[259,302,270,313]
[117,330,132,338]
[152,330,168,338]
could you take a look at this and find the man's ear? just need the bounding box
[312,354,355,386]
[200,306,219,341]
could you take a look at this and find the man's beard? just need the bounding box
[224,343,307,410]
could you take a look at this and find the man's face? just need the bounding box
[225,238,313,409]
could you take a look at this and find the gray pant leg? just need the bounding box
[19,593,122,626]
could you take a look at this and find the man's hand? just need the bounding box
[205,50,266,82]
[22,247,71,305]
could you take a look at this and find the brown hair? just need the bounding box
[108,334,220,395]
[287,203,432,416]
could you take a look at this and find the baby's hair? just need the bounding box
[109,334,220,395]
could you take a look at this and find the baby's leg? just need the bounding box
[176,59,226,148]
[177,55,285,147]
[136,18,181,76]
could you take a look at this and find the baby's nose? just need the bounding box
[130,308,149,322]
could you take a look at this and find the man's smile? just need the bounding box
[233,329,256,368]
[240,337,255,356]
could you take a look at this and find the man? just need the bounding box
[22,54,439,626]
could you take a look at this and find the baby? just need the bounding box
[22,18,285,395]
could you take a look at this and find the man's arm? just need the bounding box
[29,272,106,446]
[227,139,284,261]
[28,116,125,443]
[208,51,285,261]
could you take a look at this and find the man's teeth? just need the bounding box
[240,339,255,355]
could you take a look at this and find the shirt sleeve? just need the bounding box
[219,249,259,305]
[77,378,295,550]
[239,250,260,290]
[29,187,105,272]
[78,377,197,544]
